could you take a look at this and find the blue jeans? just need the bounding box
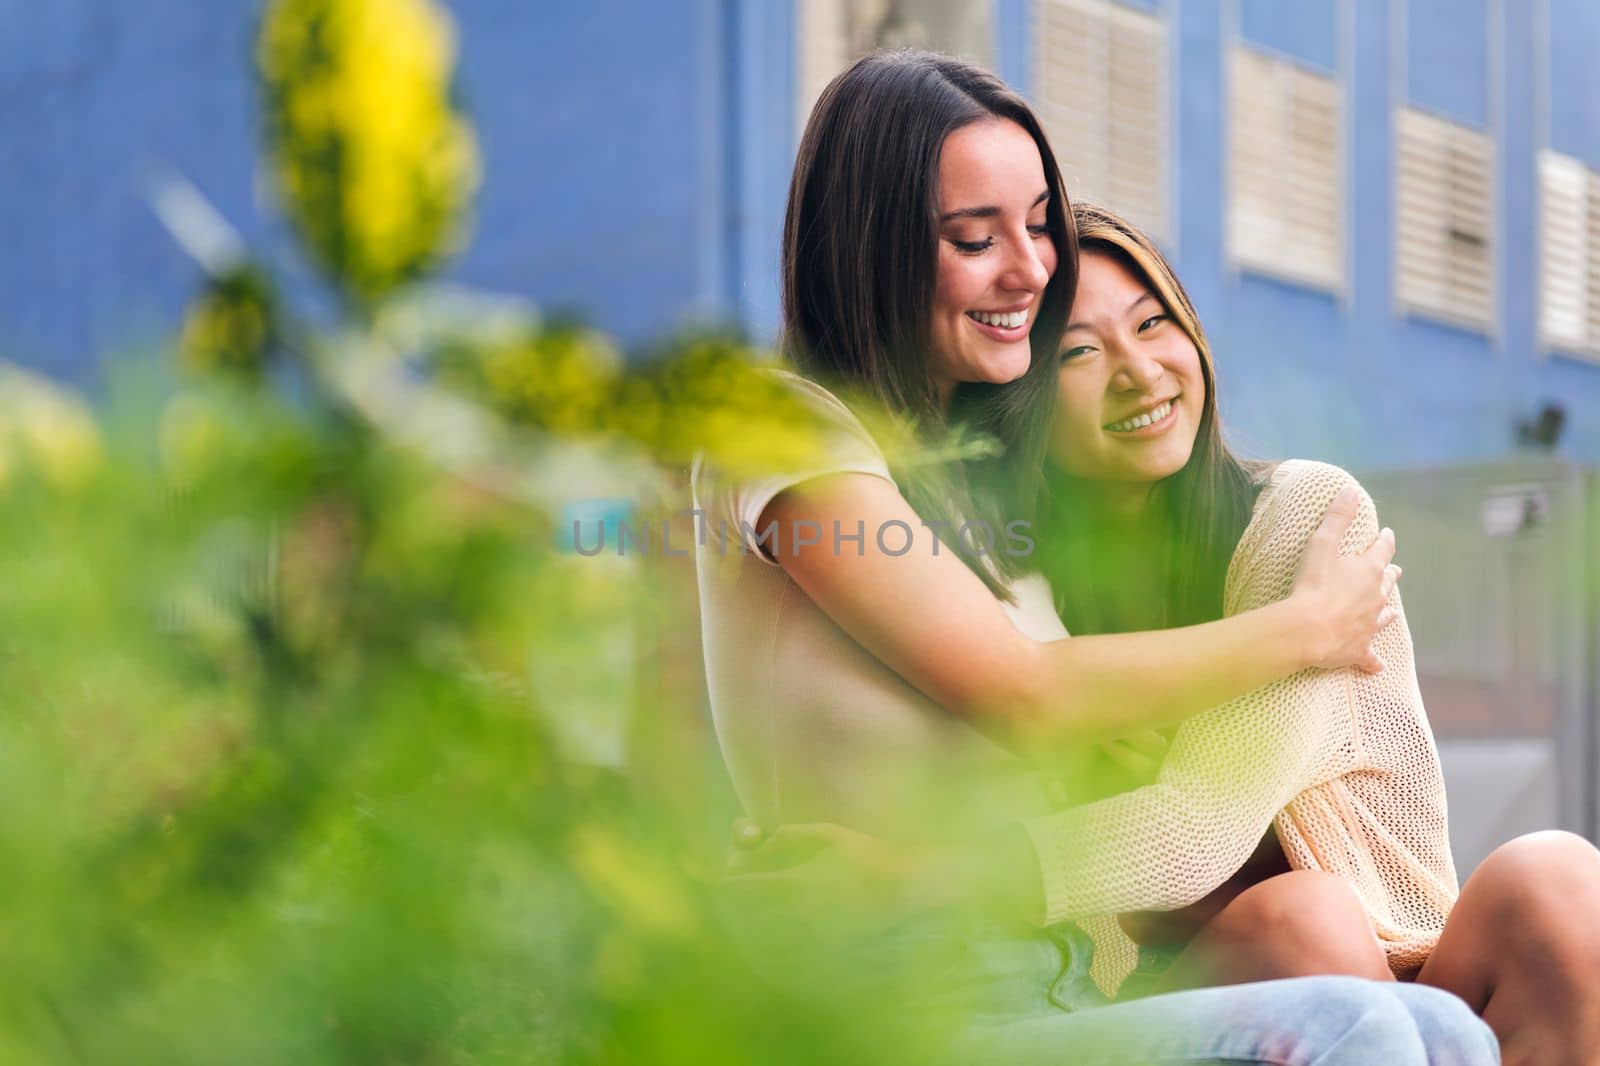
[943,927,1499,1065]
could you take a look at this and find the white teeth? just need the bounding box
[968,309,1028,329]
[1105,400,1173,433]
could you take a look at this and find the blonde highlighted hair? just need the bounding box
[1069,202,1217,424]
[1042,203,1264,632]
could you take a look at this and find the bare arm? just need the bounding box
[763,472,1398,745]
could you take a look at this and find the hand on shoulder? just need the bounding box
[1270,461,1401,674]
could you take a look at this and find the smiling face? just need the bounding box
[927,118,1058,404]
[1050,248,1206,486]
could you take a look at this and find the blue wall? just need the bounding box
[451,1,739,345]
[1406,0,1489,127]
[1239,0,1338,73]
[1,0,774,382]
[1,0,271,382]
[1548,0,1600,167]
[6,1,1600,464]
[493,0,796,345]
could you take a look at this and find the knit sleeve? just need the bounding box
[1273,564,1456,979]
[1023,461,1382,925]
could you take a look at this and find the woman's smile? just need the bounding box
[965,303,1033,341]
[1104,394,1181,437]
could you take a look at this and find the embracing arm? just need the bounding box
[1021,468,1414,925]
[1022,665,1351,923]
[764,471,1398,746]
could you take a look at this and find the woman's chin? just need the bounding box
[969,343,1034,385]
[1096,437,1196,484]
[1135,442,1196,482]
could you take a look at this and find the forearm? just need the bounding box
[987,596,1317,743]
[766,472,1386,748]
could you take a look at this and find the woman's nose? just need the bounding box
[1110,343,1165,391]
[1000,231,1051,293]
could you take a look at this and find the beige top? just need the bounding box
[1025,460,1458,995]
[691,370,1068,841]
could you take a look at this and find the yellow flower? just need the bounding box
[478,326,622,434]
[258,0,480,303]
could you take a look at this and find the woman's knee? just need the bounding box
[1196,870,1395,973]
[1225,872,1372,940]
[1476,830,1600,884]
[1469,831,1600,925]
[1466,831,1600,980]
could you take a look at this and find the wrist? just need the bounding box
[1274,594,1325,671]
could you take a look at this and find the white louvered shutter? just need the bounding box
[1035,0,1169,241]
[1227,47,1342,290]
[795,1,995,139]
[1588,177,1600,356]
[796,0,854,137]
[1537,151,1600,361]
[1540,152,1587,350]
[1395,108,1495,331]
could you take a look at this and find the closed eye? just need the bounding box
[1060,345,1097,362]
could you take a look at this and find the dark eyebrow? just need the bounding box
[1064,290,1158,332]
[939,189,1050,223]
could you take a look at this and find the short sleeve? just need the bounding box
[691,370,896,563]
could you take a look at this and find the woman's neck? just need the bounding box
[1086,479,1162,529]
[1040,473,1169,627]
[1045,469,1165,534]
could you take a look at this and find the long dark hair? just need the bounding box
[781,50,1076,600]
[1041,203,1264,632]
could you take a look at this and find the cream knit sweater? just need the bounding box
[1025,459,1459,996]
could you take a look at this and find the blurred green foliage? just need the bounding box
[178,265,280,380]
[0,1,992,1062]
